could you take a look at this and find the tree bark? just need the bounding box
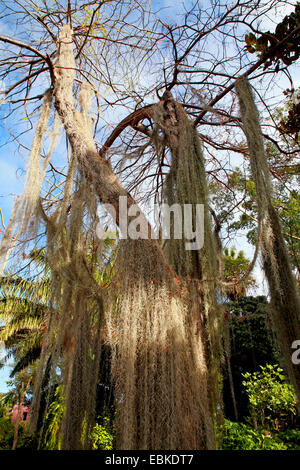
[53,25,172,272]
[53,25,214,450]
[12,377,32,450]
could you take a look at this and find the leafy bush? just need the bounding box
[0,405,34,450]
[242,364,298,430]
[222,364,299,450]
[222,420,262,450]
[42,385,65,450]
[221,419,300,450]
[276,429,300,450]
[90,417,114,450]
[0,411,14,449]
[41,383,114,450]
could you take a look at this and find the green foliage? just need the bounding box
[210,87,300,284]
[276,429,300,450]
[211,161,300,279]
[0,404,14,449]
[228,296,278,361]
[4,367,35,406]
[222,365,299,450]
[221,419,300,450]
[90,417,115,450]
[223,296,279,421]
[223,248,249,278]
[43,385,65,450]
[42,384,115,450]
[245,3,300,69]
[0,251,51,376]
[210,168,259,245]
[223,248,256,300]
[274,189,300,273]
[0,403,34,449]
[242,364,298,430]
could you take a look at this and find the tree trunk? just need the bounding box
[12,377,32,450]
[52,25,214,450]
[236,78,300,407]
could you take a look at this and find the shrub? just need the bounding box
[242,364,297,430]
[90,417,114,450]
[0,408,34,450]
[221,419,300,450]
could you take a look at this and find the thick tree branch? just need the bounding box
[98,24,300,156]
[99,104,154,157]
[53,25,168,258]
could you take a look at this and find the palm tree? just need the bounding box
[0,250,50,377]
[0,238,116,377]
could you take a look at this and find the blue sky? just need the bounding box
[0,106,26,390]
[0,112,26,251]
[0,101,27,392]
[0,343,13,393]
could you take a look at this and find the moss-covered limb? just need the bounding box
[150,91,224,435]
[38,25,216,451]
[150,91,218,280]
[235,77,300,406]
[53,26,151,236]
[107,239,215,450]
[261,203,300,405]
[52,26,177,282]
[0,89,53,276]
